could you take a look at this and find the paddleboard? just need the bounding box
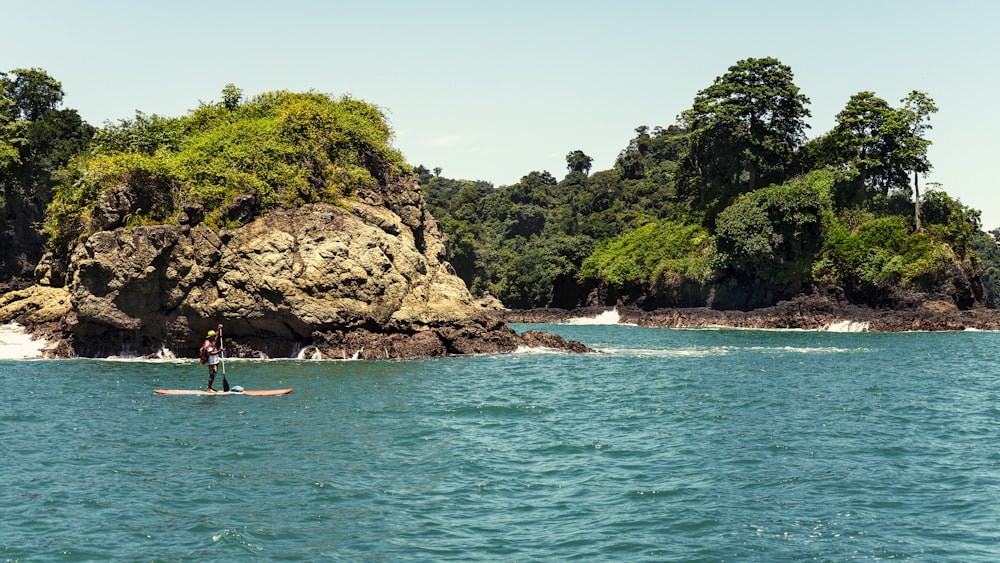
[155,388,293,396]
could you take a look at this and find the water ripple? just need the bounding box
[3,329,1000,560]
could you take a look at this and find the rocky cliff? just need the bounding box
[0,176,590,358]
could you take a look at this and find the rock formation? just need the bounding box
[0,176,591,358]
[499,292,1000,332]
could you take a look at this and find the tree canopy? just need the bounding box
[421,57,989,310]
[1,67,94,218]
[44,88,405,254]
[675,57,811,219]
[0,61,993,311]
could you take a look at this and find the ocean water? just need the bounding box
[2,321,1000,561]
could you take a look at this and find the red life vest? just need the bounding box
[199,338,216,364]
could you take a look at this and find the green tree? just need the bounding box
[95,111,184,155]
[920,187,978,259]
[0,67,94,287]
[0,97,22,174]
[221,83,243,111]
[972,229,1000,307]
[508,204,546,238]
[895,91,937,230]
[828,92,895,198]
[711,169,833,296]
[826,90,936,215]
[565,149,593,175]
[677,57,811,219]
[22,108,94,177]
[497,234,595,308]
[0,68,94,211]
[615,126,652,180]
[1,68,64,121]
[506,170,557,206]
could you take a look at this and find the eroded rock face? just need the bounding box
[0,179,590,358]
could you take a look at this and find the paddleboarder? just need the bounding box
[200,325,224,392]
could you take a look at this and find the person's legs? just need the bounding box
[207,365,217,391]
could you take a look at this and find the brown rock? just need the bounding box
[498,293,1000,333]
[0,177,590,358]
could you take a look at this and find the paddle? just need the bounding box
[218,323,230,392]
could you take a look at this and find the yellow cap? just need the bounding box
[207,330,216,337]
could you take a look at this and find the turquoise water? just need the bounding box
[3,324,1000,561]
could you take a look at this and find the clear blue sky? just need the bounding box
[5,0,998,227]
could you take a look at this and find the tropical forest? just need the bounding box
[419,57,1000,311]
[2,57,999,313]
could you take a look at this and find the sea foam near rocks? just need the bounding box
[0,323,49,359]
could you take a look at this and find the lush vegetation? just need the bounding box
[0,68,95,287]
[973,230,1000,307]
[43,86,405,254]
[1,68,94,221]
[421,57,992,310]
[1,61,997,310]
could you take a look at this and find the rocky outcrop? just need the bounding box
[0,177,592,358]
[499,292,1000,332]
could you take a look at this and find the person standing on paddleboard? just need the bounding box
[200,325,223,392]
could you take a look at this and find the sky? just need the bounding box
[4,0,999,227]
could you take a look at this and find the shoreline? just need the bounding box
[6,296,1000,360]
[495,296,1000,333]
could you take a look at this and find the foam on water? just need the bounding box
[292,343,364,360]
[564,308,623,325]
[294,345,327,360]
[0,323,48,359]
[153,345,176,359]
[560,310,873,333]
[821,320,870,332]
[513,344,580,355]
[598,344,861,358]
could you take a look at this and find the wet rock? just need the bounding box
[498,293,1000,332]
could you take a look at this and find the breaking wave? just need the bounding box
[564,309,624,325]
[821,320,870,332]
[0,323,48,359]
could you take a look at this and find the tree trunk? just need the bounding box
[913,171,923,232]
